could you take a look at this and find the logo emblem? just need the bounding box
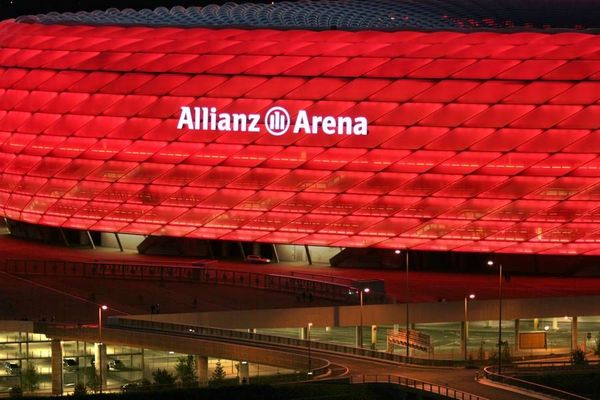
[265,106,291,136]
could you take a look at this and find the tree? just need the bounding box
[209,360,226,386]
[571,348,588,366]
[175,355,198,387]
[152,368,176,389]
[8,386,22,398]
[73,382,87,397]
[21,363,40,392]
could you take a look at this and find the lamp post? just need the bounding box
[307,322,313,376]
[464,294,475,361]
[487,260,503,374]
[98,305,107,393]
[395,249,410,359]
[98,305,108,340]
[359,288,370,348]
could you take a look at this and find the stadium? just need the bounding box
[2,1,600,269]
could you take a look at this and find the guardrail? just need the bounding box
[482,366,591,400]
[512,359,600,369]
[350,375,488,400]
[2,259,382,304]
[107,317,466,368]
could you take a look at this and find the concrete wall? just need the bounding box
[100,233,144,251]
[274,245,307,262]
[123,295,600,329]
[0,321,34,332]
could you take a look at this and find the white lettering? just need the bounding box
[248,114,260,132]
[293,110,311,134]
[177,105,368,136]
[177,106,193,130]
[354,117,368,135]
[322,116,336,134]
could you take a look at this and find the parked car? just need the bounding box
[121,381,145,392]
[63,358,78,371]
[108,359,125,371]
[3,362,20,375]
[245,254,271,264]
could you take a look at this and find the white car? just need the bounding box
[245,255,271,264]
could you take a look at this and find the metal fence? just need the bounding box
[108,317,467,368]
[482,366,591,400]
[2,259,372,304]
[350,375,488,400]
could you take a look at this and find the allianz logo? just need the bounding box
[177,106,368,136]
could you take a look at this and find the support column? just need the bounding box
[393,324,400,333]
[299,327,307,340]
[221,242,229,257]
[252,243,260,255]
[51,339,63,396]
[571,316,578,351]
[86,231,96,249]
[533,318,539,331]
[196,356,208,386]
[355,326,361,348]
[371,325,377,349]
[238,361,249,384]
[514,319,520,352]
[552,317,559,330]
[94,343,107,391]
[114,233,124,252]
[460,321,467,359]
[304,245,312,265]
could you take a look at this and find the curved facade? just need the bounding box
[1,13,600,254]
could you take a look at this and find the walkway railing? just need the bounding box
[107,317,466,368]
[2,259,373,304]
[350,375,488,400]
[511,359,600,369]
[482,366,591,400]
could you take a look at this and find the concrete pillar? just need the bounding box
[299,327,307,340]
[571,316,578,351]
[325,326,331,332]
[220,242,229,257]
[94,343,107,390]
[196,356,208,386]
[460,321,467,358]
[552,317,559,330]
[533,318,539,331]
[393,324,400,333]
[371,325,377,349]
[514,319,520,352]
[355,326,361,348]
[51,339,63,396]
[252,243,260,255]
[238,361,249,384]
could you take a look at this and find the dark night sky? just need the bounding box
[0,0,276,19]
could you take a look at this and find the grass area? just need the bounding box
[524,372,600,399]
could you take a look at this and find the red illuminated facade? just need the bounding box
[1,20,600,254]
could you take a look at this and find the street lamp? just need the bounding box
[98,305,108,340]
[464,294,475,361]
[98,305,107,394]
[487,260,503,374]
[307,322,313,376]
[359,288,370,348]
[395,249,410,359]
